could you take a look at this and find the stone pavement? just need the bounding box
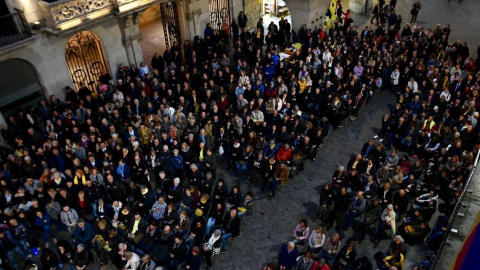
[212,92,412,269]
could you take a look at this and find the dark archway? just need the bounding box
[0,58,45,119]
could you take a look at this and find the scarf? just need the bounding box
[117,164,124,178]
[74,175,86,185]
[207,233,220,249]
[131,218,140,234]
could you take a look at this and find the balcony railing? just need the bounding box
[0,11,34,48]
[37,0,162,31]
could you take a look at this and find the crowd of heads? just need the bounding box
[1,0,480,269]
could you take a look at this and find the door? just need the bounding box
[209,0,230,30]
[65,31,110,93]
[159,1,181,47]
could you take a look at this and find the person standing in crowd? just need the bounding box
[238,11,248,29]
[411,0,422,22]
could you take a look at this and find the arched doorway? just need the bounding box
[139,1,182,65]
[65,31,110,93]
[0,58,45,120]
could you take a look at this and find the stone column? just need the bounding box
[349,0,367,15]
[286,0,309,30]
[117,13,144,67]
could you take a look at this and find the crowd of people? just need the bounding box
[1,0,480,269]
[264,1,480,270]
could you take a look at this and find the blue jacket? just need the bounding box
[0,229,19,252]
[264,144,280,159]
[74,221,96,246]
[171,155,184,170]
[35,213,53,231]
[278,244,298,268]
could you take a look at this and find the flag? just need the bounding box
[450,210,480,270]
[324,0,337,30]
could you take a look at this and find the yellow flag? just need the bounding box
[330,0,337,22]
[325,0,337,30]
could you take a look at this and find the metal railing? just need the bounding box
[0,10,33,48]
[431,150,480,269]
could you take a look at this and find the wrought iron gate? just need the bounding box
[65,31,109,93]
[160,1,181,47]
[209,0,230,30]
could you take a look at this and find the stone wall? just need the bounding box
[244,0,262,30]
[0,16,128,114]
[349,0,367,15]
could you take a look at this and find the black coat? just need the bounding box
[222,214,241,237]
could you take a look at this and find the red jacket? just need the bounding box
[276,146,292,163]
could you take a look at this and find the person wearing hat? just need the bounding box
[264,139,280,160]
[185,245,203,270]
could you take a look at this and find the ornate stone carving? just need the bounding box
[39,0,113,24]
[37,0,163,30]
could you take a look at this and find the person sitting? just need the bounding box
[221,208,241,250]
[413,190,438,209]
[201,229,222,270]
[344,191,366,230]
[205,203,225,236]
[185,246,204,270]
[237,191,254,218]
[278,241,298,270]
[138,254,156,270]
[308,226,326,254]
[292,218,310,247]
[349,198,382,243]
[74,218,95,247]
[276,143,293,163]
[225,185,242,212]
[321,233,342,264]
[332,242,357,269]
[373,204,396,248]
[123,250,140,270]
[164,234,188,269]
[331,165,348,190]
[263,162,290,199]
[402,221,431,244]
[294,251,315,270]
[377,250,404,270]
[389,235,407,256]
[74,244,90,270]
[137,220,160,253]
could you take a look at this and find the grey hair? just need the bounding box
[394,235,404,242]
[288,241,295,248]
